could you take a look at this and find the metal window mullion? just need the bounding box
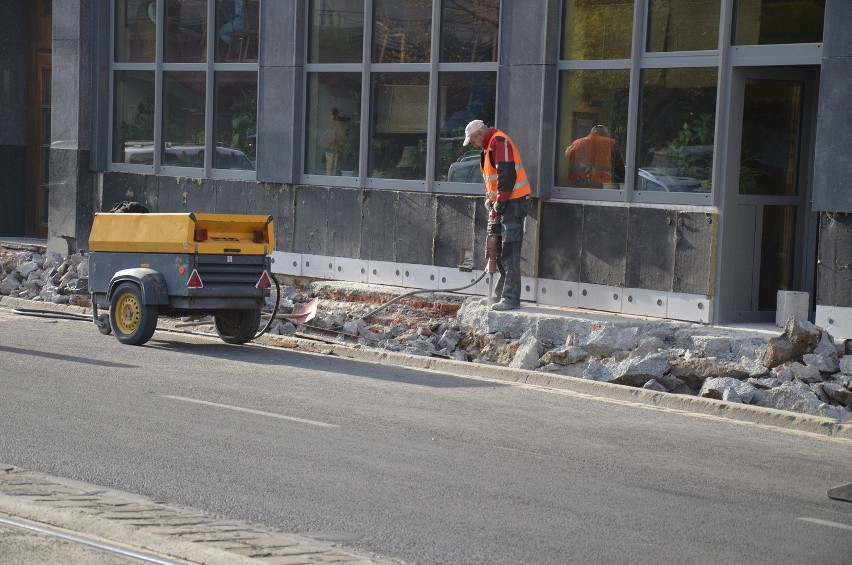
[107,1,115,168]
[204,0,215,174]
[425,0,441,191]
[714,0,735,210]
[153,0,164,172]
[358,0,373,188]
[436,62,498,72]
[623,0,646,201]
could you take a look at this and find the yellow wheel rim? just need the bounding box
[114,292,142,335]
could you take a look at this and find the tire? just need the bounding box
[214,309,261,344]
[96,313,112,335]
[109,282,158,345]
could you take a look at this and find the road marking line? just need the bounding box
[161,395,340,428]
[0,513,184,565]
[797,517,852,532]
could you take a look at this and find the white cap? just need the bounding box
[463,119,486,146]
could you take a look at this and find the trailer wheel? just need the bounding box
[214,309,262,344]
[110,282,158,345]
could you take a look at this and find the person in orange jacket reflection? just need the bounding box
[564,125,625,188]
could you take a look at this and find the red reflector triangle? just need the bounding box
[256,270,271,289]
[187,269,204,288]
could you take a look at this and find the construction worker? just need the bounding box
[463,119,531,311]
[564,125,625,188]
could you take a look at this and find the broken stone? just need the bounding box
[669,358,750,389]
[0,275,21,295]
[538,346,589,367]
[698,377,757,404]
[642,379,667,392]
[748,368,794,389]
[610,352,671,387]
[581,326,641,357]
[787,361,823,384]
[438,329,462,351]
[16,261,39,278]
[510,330,542,370]
[761,316,820,367]
[754,382,825,417]
[687,335,733,358]
[802,352,839,374]
[629,337,666,359]
[821,382,852,408]
[839,356,852,375]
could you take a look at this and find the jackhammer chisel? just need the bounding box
[486,219,502,308]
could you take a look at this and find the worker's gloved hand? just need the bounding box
[485,200,494,213]
[489,209,502,220]
[493,200,507,215]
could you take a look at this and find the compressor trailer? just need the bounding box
[87,212,275,346]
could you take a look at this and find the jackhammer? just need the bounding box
[486,218,503,308]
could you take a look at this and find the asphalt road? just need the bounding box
[1,311,851,564]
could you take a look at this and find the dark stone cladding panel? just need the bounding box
[625,207,676,292]
[293,185,330,255]
[817,212,852,307]
[0,145,26,235]
[328,187,363,259]
[538,201,583,282]
[49,148,96,248]
[673,212,717,296]
[396,192,436,265]
[580,205,627,287]
[360,190,398,263]
[435,195,476,269]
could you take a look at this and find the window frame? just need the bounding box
[302,0,499,195]
[108,0,260,180]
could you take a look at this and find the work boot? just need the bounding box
[490,300,519,311]
[479,297,500,306]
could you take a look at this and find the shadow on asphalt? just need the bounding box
[0,345,140,370]
[144,336,505,389]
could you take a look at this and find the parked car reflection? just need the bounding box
[123,142,255,170]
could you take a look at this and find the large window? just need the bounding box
[734,0,824,45]
[304,0,498,190]
[110,0,259,176]
[647,0,721,52]
[638,67,717,194]
[561,0,633,60]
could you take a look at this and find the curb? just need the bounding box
[3,295,851,441]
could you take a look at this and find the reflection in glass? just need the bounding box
[162,71,206,167]
[165,0,208,63]
[370,73,429,180]
[437,72,496,181]
[215,0,260,62]
[647,0,720,52]
[305,73,362,176]
[734,0,824,45]
[213,72,257,170]
[441,0,499,63]
[638,67,717,192]
[308,0,364,63]
[114,0,157,62]
[112,70,155,163]
[555,70,629,188]
[561,0,633,60]
[739,80,803,196]
[759,206,796,311]
[373,0,432,63]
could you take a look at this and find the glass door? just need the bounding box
[722,67,818,322]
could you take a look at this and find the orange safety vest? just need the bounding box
[481,129,531,202]
[566,133,616,185]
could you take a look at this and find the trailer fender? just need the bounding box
[108,268,170,306]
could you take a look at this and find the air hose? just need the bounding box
[356,267,489,323]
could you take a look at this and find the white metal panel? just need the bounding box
[667,292,711,324]
[536,279,580,308]
[271,251,301,276]
[578,283,623,314]
[437,267,483,294]
[302,254,335,279]
[334,257,369,283]
[622,287,668,318]
[367,260,404,287]
[816,305,852,340]
[401,263,440,291]
[521,276,537,302]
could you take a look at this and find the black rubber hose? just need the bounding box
[254,275,281,340]
[12,308,93,322]
[358,268,488,323]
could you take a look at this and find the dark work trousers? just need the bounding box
[493,197,528,306]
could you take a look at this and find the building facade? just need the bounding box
[1,1,850,335]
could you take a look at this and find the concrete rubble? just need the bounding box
[3,245,852,422]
